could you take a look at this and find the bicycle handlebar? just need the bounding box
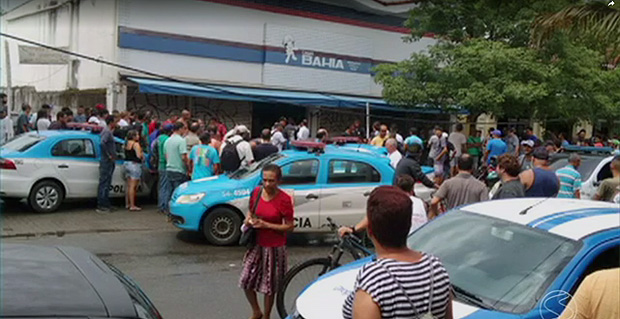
[325,216,363,244]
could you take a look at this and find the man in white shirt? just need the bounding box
[271,123,287,151]
[220,125,254,168]
[0,107,14,144]
[448,123,467,176]
[386,138,402,169]
[395,175,428,235]
[296,119,310,140]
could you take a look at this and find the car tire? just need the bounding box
[202,207,242,246]
[28,180,64,213]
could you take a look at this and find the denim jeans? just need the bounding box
[97,160,115,209]
[164,170,189,212]
[157,169,170,212]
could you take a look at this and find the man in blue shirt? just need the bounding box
[189,132,221,180]
[555,153,582,198]
[403,127,423,152]
[484,130,507,165]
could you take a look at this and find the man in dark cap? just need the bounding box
[520,147,560,197]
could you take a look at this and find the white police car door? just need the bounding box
[320,159,381,228]
[278,159,321,232]
[110,141,129,197]
[582,157,613,199]
[50,138,99,197]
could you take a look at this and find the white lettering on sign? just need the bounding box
[301,51,345,70]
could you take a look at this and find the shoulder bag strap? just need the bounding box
[379,259,436,318]
[249,187,263,219]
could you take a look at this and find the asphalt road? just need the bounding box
[2,202,349,319]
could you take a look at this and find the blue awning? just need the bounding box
[127,77,453,114]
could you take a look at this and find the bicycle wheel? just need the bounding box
[277,258,336,319]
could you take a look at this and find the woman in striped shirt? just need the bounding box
[343,186,453,319]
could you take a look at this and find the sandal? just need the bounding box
[129,206,142,211]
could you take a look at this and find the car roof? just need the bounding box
[0,244,135,318]
[25,130,99,138]
[282,146,387,160]
[461,198,620,240]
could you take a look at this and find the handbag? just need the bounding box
[239,187,263,247]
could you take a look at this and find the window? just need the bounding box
[116,142,126,160]
[570,244,619,295]
[328,160,380,184]
[1,133,45,151]
[51,139,95,158]
[280,160,319,185]
[596,160,612,182]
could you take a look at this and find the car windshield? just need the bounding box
[550,156,602,180]
[228,153,285,179]
[407,211,581,313]
[1,133,46,152]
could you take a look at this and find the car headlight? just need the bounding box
[176,193,206,204]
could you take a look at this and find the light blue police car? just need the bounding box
[169,141,433,246]
[288,198,620,319]
[0,126,156,213]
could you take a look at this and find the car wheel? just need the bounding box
[28,180,64,213]
[203,207,242,246]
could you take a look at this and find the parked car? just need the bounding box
[1,243,162,318]
[289,198,619,319]
[169,141,433,246]
[549,146,615,199]
[0,127,156,213]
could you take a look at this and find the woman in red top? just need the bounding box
[239,164,295,319]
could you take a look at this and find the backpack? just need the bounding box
[149,139,160,170]
[220,139,244,172]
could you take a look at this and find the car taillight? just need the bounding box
[0,158,17,170]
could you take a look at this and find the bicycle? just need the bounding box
[276,217,373,319]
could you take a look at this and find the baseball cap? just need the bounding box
[491,130,502,136]
[163,124,174,131]
[521,140,535,147]
[235,125,250,134]
[95,104,106,110]
[533,147,549,160]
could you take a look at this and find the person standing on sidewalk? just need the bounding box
[185,122,201,151]
[556,153,582,199]
[520,148,560,197]
[189,132,220,180]
[448,123,467,176]
[163,122,190,208]
[154,124,173,214]
[97,116,118,213]
[492,154,525,200]
[467,129,483,170]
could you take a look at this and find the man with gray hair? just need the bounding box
[556,153,582,199]
[385,138,402,169]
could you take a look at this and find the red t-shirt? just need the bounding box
[249,187,294,247]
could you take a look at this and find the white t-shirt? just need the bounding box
[409,196,428,235]
[0,117,14,144]
[388,150,402,169]
[271,131,287,151]
[88,116,100,125]
[36,118,51,131]
[448,131,467,157]
[221,135,254,167]
[118,118,129,127]
[297,126,310,140]
[395,133,404,144]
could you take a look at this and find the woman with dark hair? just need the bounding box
[239,163,295,319]
[343,186,453,319]
[123,130,143,211]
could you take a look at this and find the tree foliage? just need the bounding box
[375,0,620,122]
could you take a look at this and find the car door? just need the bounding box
[582,157,612,199]
[278,159,321,233]
[50,138,98,198]
[110,141,128,197]
[320,159,381,228]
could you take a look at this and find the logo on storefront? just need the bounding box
[281,35,345,70]
[282,35,298,64]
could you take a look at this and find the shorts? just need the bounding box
[124,161,142,180]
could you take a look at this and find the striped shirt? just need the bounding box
[556,165,581,198]
[343,254,451,319]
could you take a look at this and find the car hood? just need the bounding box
[295,257,489,319]
[176,175,247,195]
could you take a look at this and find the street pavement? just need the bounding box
[1,200,345,319]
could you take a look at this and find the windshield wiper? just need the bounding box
[452,285,493,310]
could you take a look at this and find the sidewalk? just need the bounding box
[1,204,175,238]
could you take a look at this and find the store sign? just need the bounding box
[18,45,69,64]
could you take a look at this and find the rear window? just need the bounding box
[108,264,161,319]
[550,156,602,181]
[1,134,46,152]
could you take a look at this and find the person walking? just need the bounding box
[154,124,173,214]
[385,138,402,169]
[370,124,389,147]
[239,164,295,319]
[189,132,220,180]
[185,122,201,151]
[220,125,254,173]
[123,130,144,211]
[96,116,118,213]
[484,130,507,165]
[16,104,31,135]
[594,155,620,202]
[428,126,448,185]
[342,186,452,319]
[253,129,279,162]
[296,119,310,140]
[520,148,560,197]
[430,154,488,218]
[492,154,525,200]
[448,123,467,176]
[556,153,582,199]
[558,268,619,319]
[163,122,190,206]
[467,129,483,170]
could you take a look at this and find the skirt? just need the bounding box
[239,245,287,295]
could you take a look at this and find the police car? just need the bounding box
[169,141,433,246]
[0,125,156,213]
[288,198,619,319]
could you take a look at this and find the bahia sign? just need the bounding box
[300,51,345,70]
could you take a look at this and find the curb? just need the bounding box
[1,227,169,239]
